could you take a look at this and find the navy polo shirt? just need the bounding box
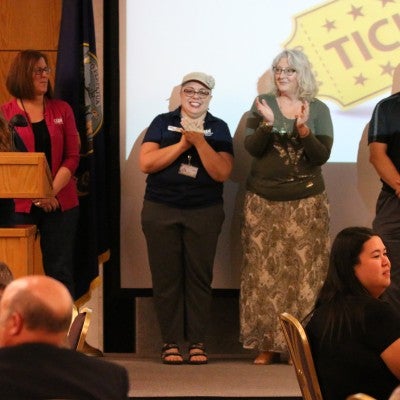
[368,92,400,194]
[142,107,233,208]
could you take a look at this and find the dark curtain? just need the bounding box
[103,0,135,352]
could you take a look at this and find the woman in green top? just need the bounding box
[239,48,334,364]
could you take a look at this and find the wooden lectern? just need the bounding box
[0,152,52,278]
[0,152,53,198]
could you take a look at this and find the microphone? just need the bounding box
[9,114,28,129]
[8,114,28,151]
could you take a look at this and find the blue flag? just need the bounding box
[55,0,109,302]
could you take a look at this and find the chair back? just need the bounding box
[347,394,377,400]
[67,307,92,352]
[279,312,323,400]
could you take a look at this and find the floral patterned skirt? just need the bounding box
[239,190,330,353]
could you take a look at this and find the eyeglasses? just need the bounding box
[182,87,210,99]
[33,67,51,76]
[273,67,296,77]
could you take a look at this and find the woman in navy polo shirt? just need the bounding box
[140,72,234,364]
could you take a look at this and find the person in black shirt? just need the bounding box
[140,72,234,364]
[306,227,400,400]
[0,275,129,399]
[368,92,400,314]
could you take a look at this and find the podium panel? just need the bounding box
[0,225,43,278]
[0,152,53,198]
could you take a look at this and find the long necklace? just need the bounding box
[273,96,303,170]
[276,96,301,119]
[20,98,45,125]
[274,97,295,136]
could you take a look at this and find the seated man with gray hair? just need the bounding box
[0,275,130,399]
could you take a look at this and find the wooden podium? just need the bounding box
[0,152,53,198]
[0,224,39,278]
[0,152,52,278]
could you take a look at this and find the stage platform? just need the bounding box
[107,354,302,399]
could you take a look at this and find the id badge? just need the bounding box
[178,155,198,178]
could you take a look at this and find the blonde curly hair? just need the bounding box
[270,48,318,102]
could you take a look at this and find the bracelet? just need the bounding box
[259,121,273,128]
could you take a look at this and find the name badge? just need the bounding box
[179,163,198,178]
[168,125,182,133]
[178,155,198,178]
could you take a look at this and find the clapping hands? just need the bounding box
[180,117,205,146]
[255,97,274,124]
[180,117,204,133]
[295,101,310,137]
[295,101,310,126]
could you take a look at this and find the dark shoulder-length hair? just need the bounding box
[6,49,53,100]
[312,226,378,341]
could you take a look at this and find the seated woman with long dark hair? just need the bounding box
[306,226,400,400]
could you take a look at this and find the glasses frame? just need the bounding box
[272,67,296,77]
[33,67,51,76]
[182,87,210,99]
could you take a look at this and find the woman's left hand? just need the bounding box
[180,117,206,146]
[295,101,309,125]
[295,101,310,137]
[181,117,204,133]
[33,197,60,212]
[182,130,205,147]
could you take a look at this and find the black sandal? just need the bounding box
[161,343,183,365]
[188,343,208,365]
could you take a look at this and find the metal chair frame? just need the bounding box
[67,307,92,352]
[279,312,323,400]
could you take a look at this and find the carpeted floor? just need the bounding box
[107,355,302,399]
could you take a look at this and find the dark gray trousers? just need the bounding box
[373,190,400,314]
[141,200,224,344]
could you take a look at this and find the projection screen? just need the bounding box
[119,0,400,288]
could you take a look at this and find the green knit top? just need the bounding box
[244,93,334,201]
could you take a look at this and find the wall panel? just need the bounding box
[0,0,61,104]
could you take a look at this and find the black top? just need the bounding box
[0,342,129,399]
[0,199,14,226]
[32,119,52,168]
[306,296,400,400]
[368,92,400,194]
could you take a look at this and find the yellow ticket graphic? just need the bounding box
[284,0,399,108]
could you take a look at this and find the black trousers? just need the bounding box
[141,200,224,344]
[373,190,400,315]
[0,199,14,226]
[11,206,79,297]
